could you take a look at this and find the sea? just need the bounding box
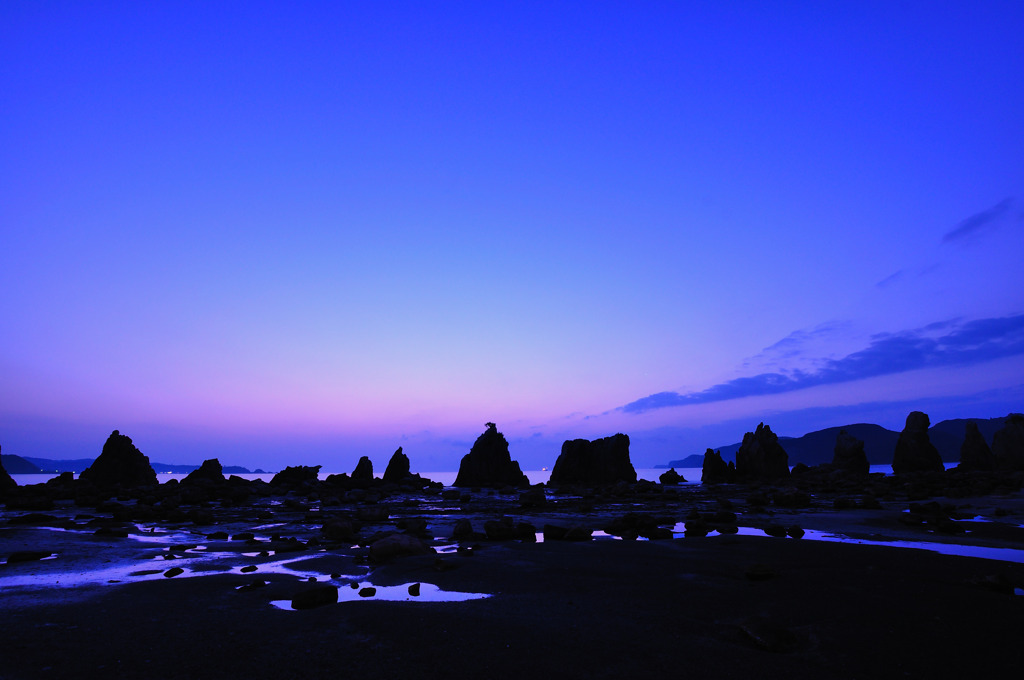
[9,464,910,488]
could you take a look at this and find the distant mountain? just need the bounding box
[23,457,94,473]
[21,456,254,475]
[2,454,44,474]
[662,416,1009,468]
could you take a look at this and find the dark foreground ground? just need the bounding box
[3,474,1024,680]
[3,533,1024,679]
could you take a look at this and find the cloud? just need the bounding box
[943,198,1013,244]
[621,314,1024,414]
[875,270,905,288]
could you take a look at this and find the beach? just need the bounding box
[3,469,1024,680]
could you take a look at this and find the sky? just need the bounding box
[2,2,1023,472]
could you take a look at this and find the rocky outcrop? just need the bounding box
[0,446,17,494]
[549,434,636,486]
[892,412,943,474]
[454,423,529,488]
[382,447,410,483]
[659,468,684,485]
[270,465,321,487]
[183,459,225,485]
[352,456,373,482]
[959,422,996,471]
[79,430,158,488]
[735,423,790,482]
[832,430,869,475]
[992,413,1024,471]
[701,449,733,484]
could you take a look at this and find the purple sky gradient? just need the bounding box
[2,2,1023,471]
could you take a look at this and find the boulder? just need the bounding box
[992,413,1024,471]
[959,422,996,471]
[183,459,225,485]
[518,484,547,508]
[832,430,869,475]
[701,449,733,484]
[368,533,433,562]
[352,456,374,482]
[382,447,411,483]
[79,430,158,488]
[453,423,529,488]
[549,433,636,486]
[270,465,321,487]
[892,412,943,474]
[659,468,684,485]
[735,423,790,482]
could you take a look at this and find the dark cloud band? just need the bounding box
[621,314,1024,414]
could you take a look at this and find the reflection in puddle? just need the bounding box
[269,582,490,610]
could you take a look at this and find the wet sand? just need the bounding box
[3,484,1024,679]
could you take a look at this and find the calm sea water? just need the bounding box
[8,464,924,488]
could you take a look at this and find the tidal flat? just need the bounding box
[2,473,1024,680]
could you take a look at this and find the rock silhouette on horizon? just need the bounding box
[382,447,411,483]
[454,423,529,488]
[183,458,225,484]
[958,422,995,471]
[892,412,943,474]
[701,448,734,483]
[271,465,321,487]
[549,433,636,486]
[79,430,158,488]
[992,413,1024,470]
[352,456,373,482]
[735,423,790,482]
[832,430,869,475]
[0,446,17,494]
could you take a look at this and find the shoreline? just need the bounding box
[3,471,1024,678]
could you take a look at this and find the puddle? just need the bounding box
[270,582,490,609]
[697,525,1024,564]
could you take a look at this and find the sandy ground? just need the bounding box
[3,486,1024,679]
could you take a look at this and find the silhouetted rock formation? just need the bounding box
[0,446,17,494]
[832,430,869,475]
[959,422,996,471]
[454,423,529,488]
[701,448,733,483]
[549,433,636,486]
[183,459,225,484]
[659,468,684,485]
[271,465,321,487]
[892,412,943,474]
[735,423,790,482]
[352,456,373,482]
[992,413,1024,470]
[79,430,158,488]
[382,447,410,483]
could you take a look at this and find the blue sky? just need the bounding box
[2,2,1022,471]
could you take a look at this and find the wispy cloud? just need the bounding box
[875,269,905,289]
[739,320,851,373]
[943,198,1013,244]
[621,314,1024,414]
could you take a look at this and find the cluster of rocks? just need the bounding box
[701,423,791,484]
[699,412,1024,491]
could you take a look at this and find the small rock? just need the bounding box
[164,567,184,578]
